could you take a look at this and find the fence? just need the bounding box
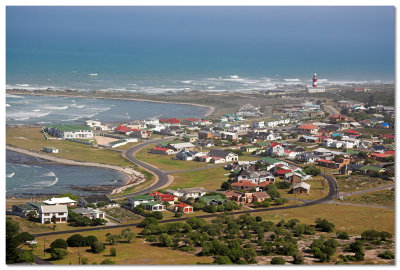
[66,138,94,146]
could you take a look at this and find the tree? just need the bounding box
[15,232,35,245]
[292,253,304,264]
[336,231,350,240]
[174,212,183,217]
[192,202,206,211]
[90,241,105,253]
[221,182,232,191]
[265,185,281,199]
[158,233,173,247]
[6,218,22,264]
[67,234,87,247]
[106,233,120,245]
[255,216,262,222]
[151,211,163,220]
[303,166,321,176]
[378,251,395,259]
[51,248,68,260]
[18,250,34,263]
[121,228,136,243]
[91,218,107,226]
[110,247,117,257]
[139,217,159,227]
[85,235,98,246]
[271,257,285,264]
[276,181,291,189]
[96,201,108,208]
[51,215,57,230]
[205,204,217,213]
[81,258,89,265]
[214,256,233,264]
[361,229,381,241]
[50,239,67,250]
[315,218,335,232]
[243,248,257,263]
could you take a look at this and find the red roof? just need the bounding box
[153,147,170,151]
[344,130,360,134]
[150,191,163,196]
[284,150,292,153]
[176,203,192,208]
[115,126,132,133]
[381,134,395,139]
[298,124,318,130]
[258,181,273,187]
[385,150,395,156]
[276,169,292,175]
[318,159,334,163]
[232,180,257,187]
[370,153,390,158]
[160,118,180,124]
[270,142,282,148]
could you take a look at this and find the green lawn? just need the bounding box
[169,167,229,190]
[343,189,394,207]
[6,127,133,167]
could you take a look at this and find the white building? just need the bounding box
[39,205,68,224]
[252,121,265,129]
[72,208,105,219]
[43,197,77,207]
[47,125,94,139]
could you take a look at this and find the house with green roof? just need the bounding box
[240,145,259,153]
[198,195,227,206]
[127,195,155,209]
[11,204,37,217]
[260,157,283,165]
[47,125,93,139]
[360,165,386,176]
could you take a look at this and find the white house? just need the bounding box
[252,121,265,129]
[72,208,105,219]
[208,149,239,162]
[43,197,77,207]
[165,187,207,199]
[47,125,93,139]
[39,205,68,224]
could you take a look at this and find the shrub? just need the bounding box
[81,258,89,264]
[151,211,163,220]
[276,181,291,189]
[192,202,206,210]
[174,212,183,218]
[158,233,173,247]
[139,217,159,227]
[292,253,304,264]
[205,204,217,213]
[15,232,35,245]
[110,247,117,257]
[361,230,380,241]
[336,231,350,240]
[85,235,98,246]
[214,256,233,264]
[100,259,116,264]
[51,248,68,260]
[271,257,285,264]
[354,251,365,261]
[274,198,289,205]
[379,231,392,241]
[378,251,394,259]
[315,218,335,232]
[90,241,105,254]
[145,235,158,242]
[18,250,34,263]
[91,218,107,226]
[349,240,363,252]
[255,216,262,222]
[50,239,67,250]
[67,234,87,247]
[221,182,232,191]
[121,228,137,243]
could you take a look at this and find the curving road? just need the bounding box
[32,173,339,238]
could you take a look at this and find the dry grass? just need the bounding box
[336,175,391,193]
[343,189,395,207]
[169,167,229,190]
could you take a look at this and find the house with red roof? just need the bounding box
[115,125,133,135]
[297,124,319,135]
[160,118,180,126]
[344,130,361,137]
[231,180,259,191]
[381,134,395,141]
[174,203,193,213]
[151,147,174,155]
[266,142,285,157]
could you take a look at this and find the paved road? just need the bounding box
[113,138,173,199]
[339,184,395,197]
[32,173,339,238]
[325,105,339,115]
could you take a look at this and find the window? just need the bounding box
[44,213,50,216]
[58,213,65,215]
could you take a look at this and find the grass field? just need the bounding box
[168,167,229,190]
[6,127,133,167]
[250,204,394,236]
[335,175,391,193]
[28,226,213,265]
[343,189,395,207]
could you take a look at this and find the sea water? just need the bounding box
[6,150,126,197]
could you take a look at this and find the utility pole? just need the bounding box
[43,237,46,256]
[78,251,81,265]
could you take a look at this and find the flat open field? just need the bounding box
[335,175,391,193]
[168,167,229,190]
[6,127,132,167]
[343,189,395,207]
[250,204,394,236]
[26,226,213,265]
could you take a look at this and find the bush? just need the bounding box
[90,241,105,254]
[292,253,304,264]
[81,258,89,264]
[91,218,107,226]
[354,251,365,261]
[192,202,206,210]
[315,218,335,232]
[100,259,116,264]
[265,185,281,199]
[158,233,173,247]
[336,231,350,240]
[85,235,98,246]
[349,240,363,252]
[378,251,394,259]
[50,239,67,250]
[221,182,232,191]
[15,232,35,245]
[151,211,163,220]
[51,248,68,260]
[214,256,233,264]
[205,204,217,213]
[139,217,159,227]
[361,229,380,241]
[174,212,183,218]
[304,166,321,176]
[67,234,87,247]
[271,257,285,264]
[18,250,34,263]
[274,198,288,205]
[121,228,137,243]
[255,216,262,222]
[110,247,117,257]
[145,235,158,242]
[276,181,291,189]
[379,231,392,241]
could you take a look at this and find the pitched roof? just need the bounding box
[298,124,318,130]
[40,205,68,213]
[293,182,311,190]
[252,191,270,199]
[153,147,171,151]
[231,180,257,187]
[129,195,154,201]
[176,203,192,208]
[43,197,76,205]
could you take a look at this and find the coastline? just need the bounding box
[6,145,146,196]
[6,90,216,118]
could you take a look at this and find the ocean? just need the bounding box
[6,94,207,125]
[6,150,126,197]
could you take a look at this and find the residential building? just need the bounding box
[292,182,311,195]
[151,147,174,155]
[208,149,239,162]
[297,124,319,135]
[141,202,165,211]
[127,195,155,208]
[46,125,93,139]
[43,197,77,207]
[72,207,105,219]
[39,205,68,224]
[174,203,193,213]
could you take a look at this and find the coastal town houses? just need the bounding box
[266,142,285,157]
[198,195,227,206]
[43,197,77,207]
[151,147,174,155]
[222,190,271,204]
[11,204,37,218]
[176,149,201,161]
[150,191,178,205]
[46,125,93,139]
[208,149,239,162]
[78,195,119,208]
[141,202,165,211]
[296,124,319,135]
[295,152,320,164]
[174,203,193,213]
[72,207,106,219]
[292,182,311,195]
[164,187,207,199]
[39,205,68,224]
[127,195,155,209]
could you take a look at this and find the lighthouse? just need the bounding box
[312,73,318,87]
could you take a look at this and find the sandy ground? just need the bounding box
[95,135,119,145]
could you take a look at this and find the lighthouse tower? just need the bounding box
[312,73,318,87]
